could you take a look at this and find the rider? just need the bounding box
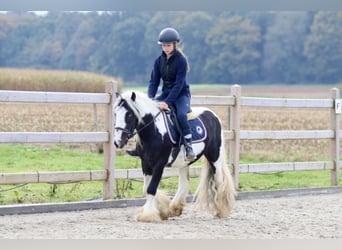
[127,27,196,161]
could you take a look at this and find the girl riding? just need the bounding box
[127,27,196,161]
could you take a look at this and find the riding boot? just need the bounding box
[184,135,196,161]
[126,148,139,157]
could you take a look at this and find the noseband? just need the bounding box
[114,126,136,140]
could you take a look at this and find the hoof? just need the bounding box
[156,191,171,220]
[170,202,184,217]
[135,191,171,222]
[136,208,162,223]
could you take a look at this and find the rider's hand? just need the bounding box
[158,101,169,110]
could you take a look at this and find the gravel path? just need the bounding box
[0,193,341,239]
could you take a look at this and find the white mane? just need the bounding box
[119,91,160,123]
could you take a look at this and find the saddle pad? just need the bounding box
[162,112,207,145]
[187,112,197,120]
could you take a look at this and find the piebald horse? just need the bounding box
[113,91,235,222]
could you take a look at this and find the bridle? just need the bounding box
[115,111,162,140]
[114,100,162,140]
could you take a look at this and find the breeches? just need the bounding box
[156,94,191,136]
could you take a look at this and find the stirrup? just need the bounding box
[185,146,196,161]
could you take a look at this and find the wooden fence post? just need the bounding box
[229,84,241,190]
[93,103,102,153]
[102,80,118,199]
[330,88,340,186]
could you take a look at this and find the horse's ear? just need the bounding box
[131,92,136,102]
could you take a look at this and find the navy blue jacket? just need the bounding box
[148,50,190,106]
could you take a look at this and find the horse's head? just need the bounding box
[113,92,139,148]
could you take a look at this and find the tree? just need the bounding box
[204,16,262,83]
[58,13,96,70]
[1,11,342,85]
[173,12,213,83]
[0,15,15,65]
[2,14,56,68]
[261,11,313,83]
[102,13,148,82]
[304,11,342,83]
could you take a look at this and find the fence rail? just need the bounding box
[0,132,109,143]
[0,81,117,199]
[241,96,333,108]
[0,83,340,200]
[0,90,110,104]
[239,130,335,140]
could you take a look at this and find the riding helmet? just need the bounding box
[158,27,180,44]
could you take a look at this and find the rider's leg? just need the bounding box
[175,95,196,161]
[183,133,196,161]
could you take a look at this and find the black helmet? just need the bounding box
[158,27,180,44]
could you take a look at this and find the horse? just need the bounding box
[113,91,236,222]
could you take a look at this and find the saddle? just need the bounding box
[162,109,207,145]
[163,109,207,165]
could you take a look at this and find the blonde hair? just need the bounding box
[176,47,190,73]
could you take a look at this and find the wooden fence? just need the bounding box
[113,84,341,190]
[0,81,118,199]
[231,85,340,189]
[0,82,340,200]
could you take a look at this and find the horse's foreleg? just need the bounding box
[170,167,190,217]
[136,167,171,222]
[142,174,152,196]
[136,191,171,222]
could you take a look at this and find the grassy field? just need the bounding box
[0,69,341,204]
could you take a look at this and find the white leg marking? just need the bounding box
[143,175,152,196]
[170,167,190,216]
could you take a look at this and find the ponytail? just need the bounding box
[177,48,190,73]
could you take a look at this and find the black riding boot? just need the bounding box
[184,136,196,161]
[126,148,139,157]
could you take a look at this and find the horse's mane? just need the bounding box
[120,91,160,123]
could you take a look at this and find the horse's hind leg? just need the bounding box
[196,144,235,218]
[209,147,236,218]
[170,167,190,217]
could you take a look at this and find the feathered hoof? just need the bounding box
[214,210,229,219]
[170,201,184,217]
[135,191,171,222]
[136,208,162,223]
[155,191,172,220]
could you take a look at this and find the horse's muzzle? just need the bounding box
[114,140,125,149]
[113,135,129,148]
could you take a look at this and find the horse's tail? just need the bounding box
[194,132,236,218]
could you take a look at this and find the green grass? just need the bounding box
[0,144,340,205]
[239,170,334,191]
[0,144,139,172]
[0,144,199,204]
[0,144,142,204]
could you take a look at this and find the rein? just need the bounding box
[115,110,162,140]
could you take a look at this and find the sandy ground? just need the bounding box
[0,193,342,239]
